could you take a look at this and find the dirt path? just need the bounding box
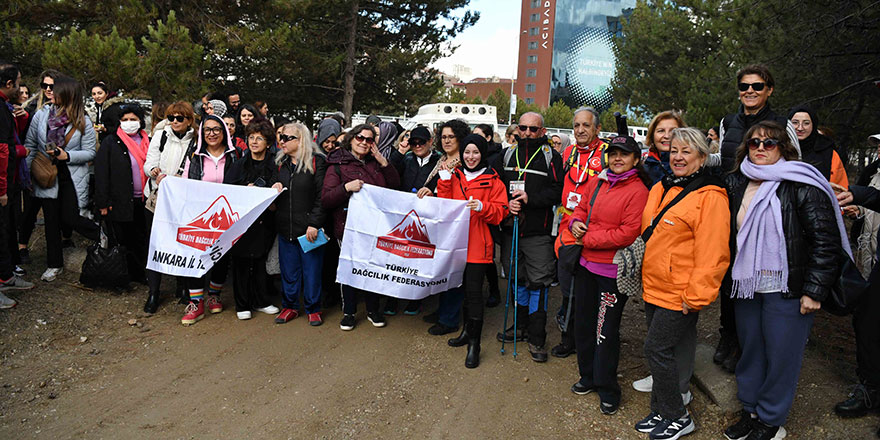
[0,246,877,439]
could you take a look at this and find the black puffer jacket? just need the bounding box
[273,154,327,241]
[722,171,841,301]
[223,152,277,258]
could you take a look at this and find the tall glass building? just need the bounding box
[515,0,635,112]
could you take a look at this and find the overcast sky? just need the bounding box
[432,0,520,82]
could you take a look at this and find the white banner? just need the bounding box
[147,177,281,277]
[337,184,470,300]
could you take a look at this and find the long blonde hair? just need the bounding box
[275,122,321,174]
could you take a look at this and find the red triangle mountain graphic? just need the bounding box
[177,196,240,251]
[376,210,436,259]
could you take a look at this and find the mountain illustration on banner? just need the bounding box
[177,196,240,251]
[376,209,436,259]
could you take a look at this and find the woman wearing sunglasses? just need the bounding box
[270,122,327,326]
[176,115,240,325]
[720,121,845,440]
[322,124,400,331]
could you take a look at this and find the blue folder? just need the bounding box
[298,228,329,253]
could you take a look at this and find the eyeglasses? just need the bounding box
[440,135,456,141]
[738,82,766,92]
[204,127,224,135]
[518,125,542,133]
[747,138,780,150]
[167,115,186,123]
[248,135,266,143]
[41,82,54,91]
[410,139,428,147]
[278,134,298,143]
[355,134,375,144]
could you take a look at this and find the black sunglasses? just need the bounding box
[518,125,541,133]
[738,82,766,92]
[167,115,186,123]
[355,134,376,144]
[747,138,779,150]
[40,82,54,91]
[410,139,428,146]
[278,133,299,143]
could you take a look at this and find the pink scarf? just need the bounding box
[117,126,149,185]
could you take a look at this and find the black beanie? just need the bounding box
[461,134,489,172]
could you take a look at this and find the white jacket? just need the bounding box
[143,125,195,193]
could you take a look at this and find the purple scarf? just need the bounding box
[46,107,70,148]
[604,168,638,186]
[732,157,851,299]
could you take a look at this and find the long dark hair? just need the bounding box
[733,121,800,170]
[52,75,86,133]
[234,103,258,138]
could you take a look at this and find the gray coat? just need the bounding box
[25,105,97,208]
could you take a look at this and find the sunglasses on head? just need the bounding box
[355,134,375,144]
[41,82,54,91]
[167,115,186,123]
[278,134,298,143]
[738,82,766,92]
[518,125,541,133]
[747,138,779,150]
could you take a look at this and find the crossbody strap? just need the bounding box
[582,180,604,229]
[642,176,705,242]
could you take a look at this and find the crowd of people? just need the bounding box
[1,59,878,440]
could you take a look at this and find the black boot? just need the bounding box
[143,292,160,314]
[465,319,482,369]
[835,383,879,418]
[714,328,736,364]
[448,325,469,347]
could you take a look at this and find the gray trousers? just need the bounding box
[645,302,699,420]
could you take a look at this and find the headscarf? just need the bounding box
[460,134,488,173]
[317,118,342,148]
[377,121,398,159]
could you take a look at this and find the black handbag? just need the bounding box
[80,220,130,289]
[823,255,869,316]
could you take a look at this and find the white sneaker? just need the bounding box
[682,390,693,406]
[633,375,653,392]
[236,311,252,320]
[40,267,63,282]
[255,305,280,315]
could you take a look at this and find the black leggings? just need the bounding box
[464,263,491,320]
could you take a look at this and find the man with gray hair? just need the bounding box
[494,111,564,362]
[550,106,608,359]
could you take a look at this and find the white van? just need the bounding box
[402,103,498,134]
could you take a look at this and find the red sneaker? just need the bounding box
[181,301,204,325]
[275,308,298,324]
[206,295,223,314]
[308,312,323,326]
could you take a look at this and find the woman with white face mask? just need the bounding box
[94,103,151,285]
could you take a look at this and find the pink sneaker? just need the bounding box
[206,295,223,314]
[275,308,298,324]
[308,312,323,326]
[181,301,205,325]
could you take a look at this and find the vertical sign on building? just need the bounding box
[515,0,556,108]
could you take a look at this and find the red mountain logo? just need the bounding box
[376,210,436,259]
[177,196,240,250]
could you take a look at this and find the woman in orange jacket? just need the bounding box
[437,134,509,368]
[634,128,730,440]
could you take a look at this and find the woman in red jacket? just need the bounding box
[436,134,509,368]
[567,135,650,414]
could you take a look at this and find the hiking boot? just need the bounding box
[0,292,16,309]
[571,381,593,395]
[0,275,34,292]
[714,329,737,364]
[649,414,695,440]
[367,312,386,327]
[633,375,653,392]
[724,410,756,440]
[428,322,457,335]
[206,295,223,314]
[550,341,576,358]
[181,301,204,325]
[744,421,786,440]
[275,308,298,324]
[528,343,548,363]
[340,314,356,331]
[835,383,879,418]
[635,412,664,433]
[496,325,527,342]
